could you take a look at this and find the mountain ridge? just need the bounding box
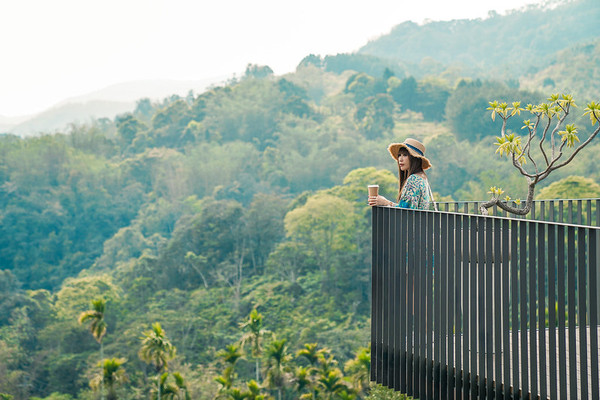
[357,0,600,80]
[2,76,229,136]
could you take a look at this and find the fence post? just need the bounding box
[591,229,600,400]
[597,231,600,323]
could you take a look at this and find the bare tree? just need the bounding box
[480,94,600,216]
[212,237,246,313]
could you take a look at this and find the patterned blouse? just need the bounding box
[397,174,432,210]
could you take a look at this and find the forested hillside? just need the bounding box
[358,0,600,81]
[519,38,600,101]
[1,1,600,398]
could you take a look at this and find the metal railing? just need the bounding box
[370,206,600,399]
[436,198,600,227]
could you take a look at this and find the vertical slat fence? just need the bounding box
[371,206,600,399]
[436,198,600,227]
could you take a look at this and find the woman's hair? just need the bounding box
[396,148,425,202]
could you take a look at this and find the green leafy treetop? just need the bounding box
[139,322,176,373]
[264,339,292,400]
[214,344,243,397]
[239,308,272,382]
[344,346,370,397]
[139,322,177,400]
[90,358,128,400]
[78,298,107,345]
[79,296,109,400]
[537,175,600,199]
[481,94,600,216]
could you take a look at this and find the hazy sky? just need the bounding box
[1,0,543,117]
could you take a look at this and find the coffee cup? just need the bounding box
[368,185,379,197]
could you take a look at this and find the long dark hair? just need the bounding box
[396,148,425,202]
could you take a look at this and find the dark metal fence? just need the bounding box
[437,198,600,227]
[371,206,600,399]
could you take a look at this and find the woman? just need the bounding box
[368,138,434,209]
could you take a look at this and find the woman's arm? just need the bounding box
[368,195,396,207]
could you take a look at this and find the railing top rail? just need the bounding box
[436,197,600,205]
[374,205,600,230]
[433,197,600,227]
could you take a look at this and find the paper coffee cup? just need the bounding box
[368,185,379,196]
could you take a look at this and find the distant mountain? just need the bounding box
[0,114,30,132]
[57,77,228,105]
[7,100,136,136]
[358,0,600,80]
[4,77,228,136]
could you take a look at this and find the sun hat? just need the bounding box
[387,138,432,170]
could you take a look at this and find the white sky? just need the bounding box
[0,0,542,117]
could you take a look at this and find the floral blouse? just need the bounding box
[397,174,432,210]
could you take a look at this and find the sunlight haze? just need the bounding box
[1,0,542,117]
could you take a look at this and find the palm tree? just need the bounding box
[79,298,108,400]
[296,343,326,368]
[317,370,348,400]
[150,373,179,400]
[149,372,191,400]
[336,389,358,400]
[292,366,313,398]
[215,371,235,395]
[90,358,127,400]
[316,352,337,380]
[172,372,191,400]
[295,343,328,399]
[343,346,370,397]
[226,388,248,400]
[139,322,177,400]
[244,380,266,400]
[215,344,243,397]
[79,298,108,355]
[217,344,243,366]
[239,308,271,382]
[264,338,291,400]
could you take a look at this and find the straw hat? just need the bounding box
[387,138,432,170]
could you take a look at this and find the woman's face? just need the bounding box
[397,150,411,172]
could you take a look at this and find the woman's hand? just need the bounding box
[368,195,394,207]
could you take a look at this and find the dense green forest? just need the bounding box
[1,1,600,398]
[358,0,600,84]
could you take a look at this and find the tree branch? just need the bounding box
[550,110,569,158]
[550,124,600,170]
[539,116,552,166]
[521,119,535,156]
[511,153,536,178]
[519,116,540,174]
[480,180,536,216]
[500,116,508,137]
